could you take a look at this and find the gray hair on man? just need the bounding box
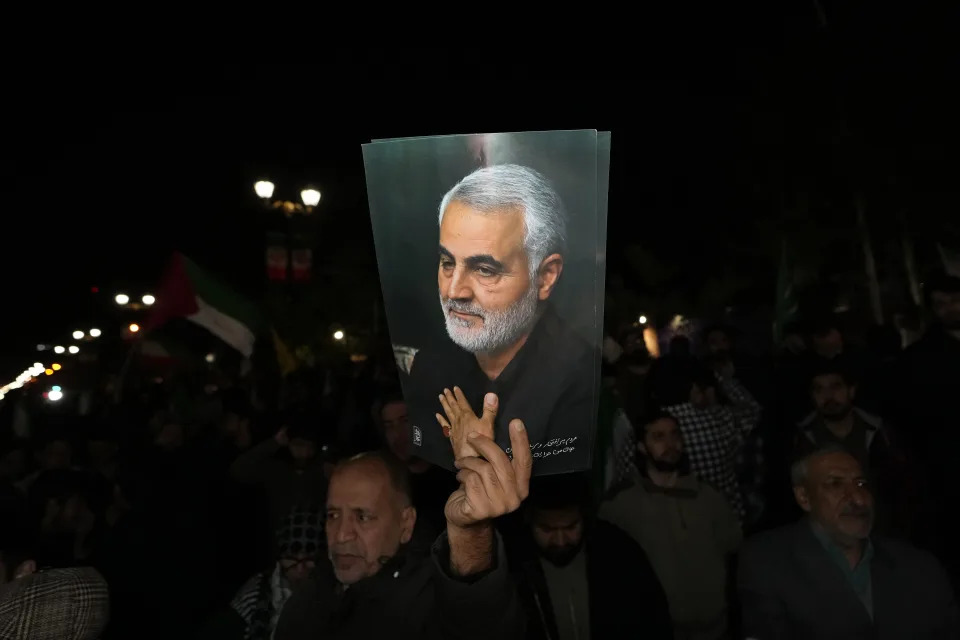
[790,442,856,487]
[438,164,568,280]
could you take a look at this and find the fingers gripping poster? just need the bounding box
[363,130,610,475]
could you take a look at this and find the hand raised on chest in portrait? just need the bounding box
[436,387,498,460]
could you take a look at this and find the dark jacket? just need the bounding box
[406,305,596,475]
[274,532,524,640]
[513,519,673,640]
[738,521,959,640]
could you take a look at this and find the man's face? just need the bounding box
[794,451,874,546]
[931,290,960,330]
[279,554,316,589]
[41,440,72,470]
[438,201,540,354]
[641,417,683,472]
[530,506,584,567]
[325,460,415,585]
[706,330,732,358]
[289,437,316,466]
[811,328,843,359]
[381,401,411,461]
[811,373,855,420]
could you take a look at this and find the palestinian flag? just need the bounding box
[144,253,261,357]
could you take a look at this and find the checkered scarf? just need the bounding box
[231,507,322,640]
[0,567,109,640]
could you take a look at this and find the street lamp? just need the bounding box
[254,180,275,200]
[300,188,321,208]
[72,330,84,340]
[142,294,156,306]
[333,330,345,341]
[68,346,79,354]
[54,346,65,354]
[115,293,130,305]
[89,328,101,338]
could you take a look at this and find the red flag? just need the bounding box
[291,248,312,282]
[266,240,289,281]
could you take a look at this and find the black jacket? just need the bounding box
[406,305,597,475]
[274,531,524,640]
[738,520,959,640]
[513,519,673,640]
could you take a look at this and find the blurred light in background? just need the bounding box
[301,188,321,207]
[48,389,63,402]
[52,364,61,371]
[68,346,80,354]
[142,294,156,306]
[333,330,345,341]
[128,323,140,333]
[115,293,130,305]
[73,330,84,340]
[54,346,65,354]
[254,180,275,199]
[89,328,101,338]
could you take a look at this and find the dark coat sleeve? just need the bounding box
[591,520,674,639]
[737,533,790,640]
[194,607,247,640]
[428,531,526,640]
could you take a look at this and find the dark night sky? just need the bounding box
[2,5,957,379]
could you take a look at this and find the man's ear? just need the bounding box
[536,254,564,301]
[14,559,37,580]
[793,486,812,513]
[399,506,417,545]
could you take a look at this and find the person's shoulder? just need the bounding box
[741,522,804,559]
[874,536,948,576]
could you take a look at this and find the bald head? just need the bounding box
[326,451,417,585]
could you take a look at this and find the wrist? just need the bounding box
[446,521,494,577]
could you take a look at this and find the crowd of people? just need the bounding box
[1,271,958,639]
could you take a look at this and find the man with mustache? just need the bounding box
[274,420,531,639]
[406,163,595,474]
[512,473,672,640]
[794,358,911,536]
[738,444,958,639]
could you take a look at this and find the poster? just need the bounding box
[363,130,610,475]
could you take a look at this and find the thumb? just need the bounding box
[480,393,499,424]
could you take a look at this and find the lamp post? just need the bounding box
[255,180,320,284]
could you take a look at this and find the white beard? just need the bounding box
[440,286,540,354]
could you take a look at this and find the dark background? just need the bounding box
[3,4,958,379]
[363,130,604,351]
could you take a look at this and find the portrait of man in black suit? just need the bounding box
[363,132,609,475]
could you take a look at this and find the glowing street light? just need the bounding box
[68,346,80,354]
[45,369,53,376]
[52,364,61,371]
[333,330,345,341]
[115,293,130,305]
[89,328,101,338]
[72,330,84,340]
[54,346,65,354]
[205,353,216,364]
[638,315,648,325]
[142,294,156,306]
[48,389,63,402]
[254,180,275,200]
[128,323,140,333]
[300,188,321,208]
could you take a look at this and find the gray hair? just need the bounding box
[790,442,855,487]
[438,164,567,279]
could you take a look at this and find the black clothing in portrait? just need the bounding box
[405,306,597,475]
